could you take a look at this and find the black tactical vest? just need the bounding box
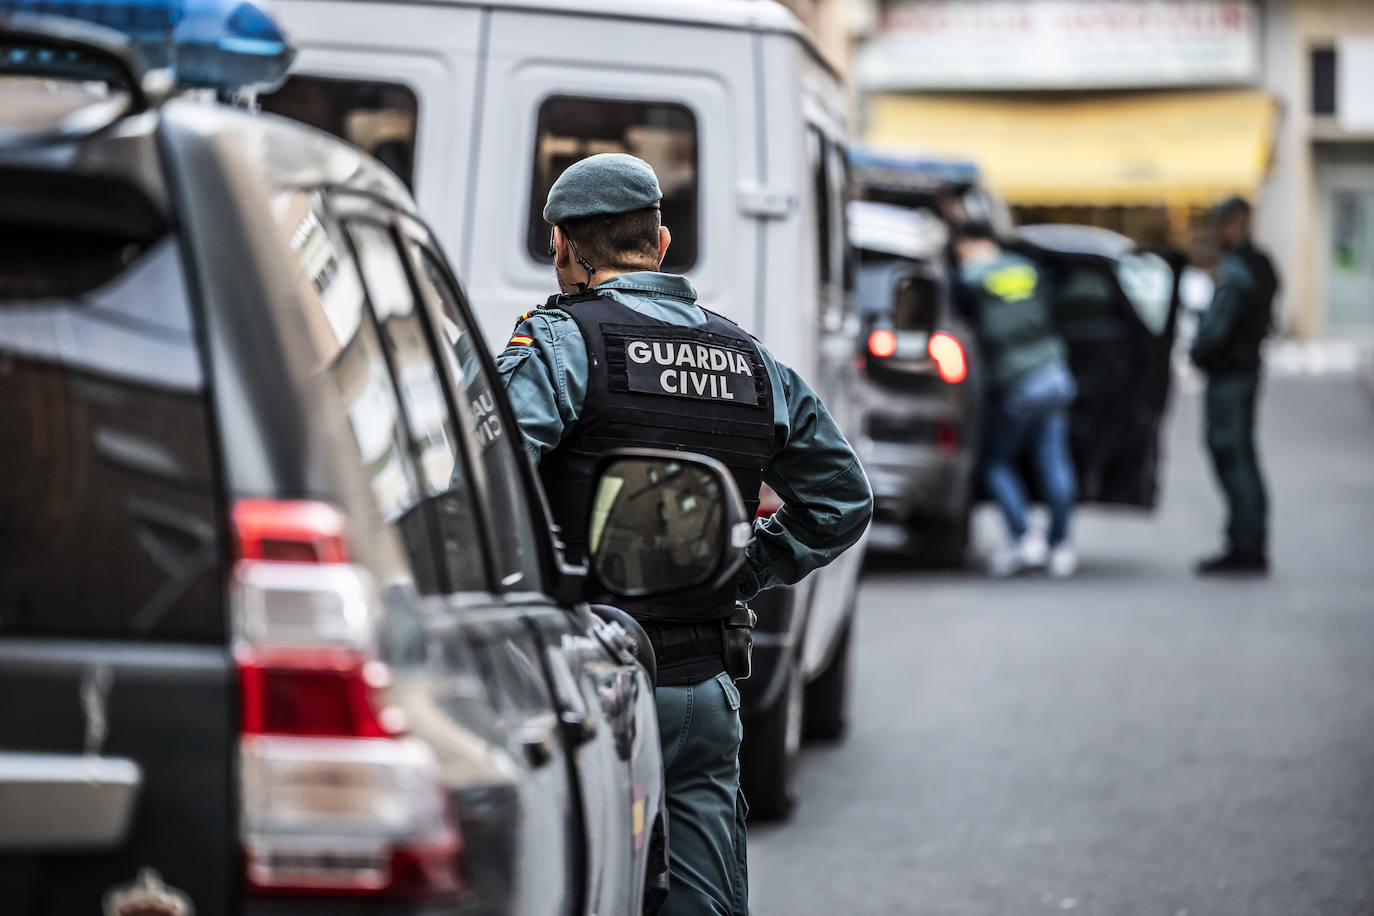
[539,291,776,624]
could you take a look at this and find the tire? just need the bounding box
[803,617,851,742]
[739,654,804,821]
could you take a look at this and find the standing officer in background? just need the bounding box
[1190,196,1278,575]
[496,153,872,916]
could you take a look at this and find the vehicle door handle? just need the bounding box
[560,710,597,746]
[520,728,558,769]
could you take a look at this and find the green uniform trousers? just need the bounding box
[654,672,749,916]
[1204,374,1268,555]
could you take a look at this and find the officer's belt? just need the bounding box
[640,619,725,688]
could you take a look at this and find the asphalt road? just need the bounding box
[749,373,1374,916]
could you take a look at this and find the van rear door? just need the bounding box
[464,6,758,348]
[0,166,234,914]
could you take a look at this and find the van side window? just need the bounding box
[349,220,489,594]
[527,96,698,273]
[829,140,856,301]
[807,128,831,291]
[261,75,419,190]
[407,242,545,594]
[807,128,853,312]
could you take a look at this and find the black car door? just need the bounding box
[1018,240,1182,507]
[397,221,663,916]
[341,204,585,916]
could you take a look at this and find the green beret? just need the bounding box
[543,153,663,224]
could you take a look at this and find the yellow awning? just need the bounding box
[864,90,1277,208]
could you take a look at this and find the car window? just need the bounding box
[0,235,224,641]
[892,274,939,332]
[349,220,490,594]
[274,192,440,593]
[407,242,545,594]
[260,75,419,189]
[1116,252,1175,335]
[1053,266,1120,324]
[527,96,698,272]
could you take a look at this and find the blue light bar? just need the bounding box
[849,145,982,190]
[0,0,295,91]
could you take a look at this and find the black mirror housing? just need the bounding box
[585,448,750,602]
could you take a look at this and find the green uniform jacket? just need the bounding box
[1189,241,1277,376]
[495,271,873,602]
[959,251,1066,391]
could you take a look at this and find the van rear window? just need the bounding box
[0,232,225,643]
[527,96,698,272]
[260,75,419,190]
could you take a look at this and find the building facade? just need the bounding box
[1260,0,1374,339]
[849,0,1374,339]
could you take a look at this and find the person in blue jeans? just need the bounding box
[955,223,1078,577]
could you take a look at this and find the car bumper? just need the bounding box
[860,439,972,523]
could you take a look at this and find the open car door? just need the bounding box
[1010,225,1184,508]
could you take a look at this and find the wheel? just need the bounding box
[739,654,804,821]
[803,617,851,742]
[909,508,970,568]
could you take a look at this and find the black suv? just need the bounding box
[0,9,751,916]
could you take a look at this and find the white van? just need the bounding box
[264,0,867,819]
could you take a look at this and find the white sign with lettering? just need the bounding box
[856,0,1259,91]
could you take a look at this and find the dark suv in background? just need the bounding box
[0,7,752,915]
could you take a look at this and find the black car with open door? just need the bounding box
[1006,225,1185,509]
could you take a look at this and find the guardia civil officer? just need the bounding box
[495,154,873,916]
[1190,196,1278,575]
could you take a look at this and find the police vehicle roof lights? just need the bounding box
[0,0,295,92]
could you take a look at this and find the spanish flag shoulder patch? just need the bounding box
[508,334,534,347]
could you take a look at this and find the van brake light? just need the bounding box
[868,328,898,358]
[928,333,967,384]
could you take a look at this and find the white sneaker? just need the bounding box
[987,533,1049,578]
[1016,532,1049,569]
[1048,544,1078,578]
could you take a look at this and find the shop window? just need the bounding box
[261,75,419,189]
[527,96,698,272]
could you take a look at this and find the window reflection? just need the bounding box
[351,222,487,593]
[409,244,543,592]
[590,458,723,594]
[273,192,434,589]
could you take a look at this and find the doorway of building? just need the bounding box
[1322,158,1374,338]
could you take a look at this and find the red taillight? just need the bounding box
[232,499,462,901]
[757,482,783,520]
[238,648,404,739]
[868,328,898,358]
[928,333,967,384]
[234,499,349,563]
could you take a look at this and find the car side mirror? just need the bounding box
[586,448,751,600]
